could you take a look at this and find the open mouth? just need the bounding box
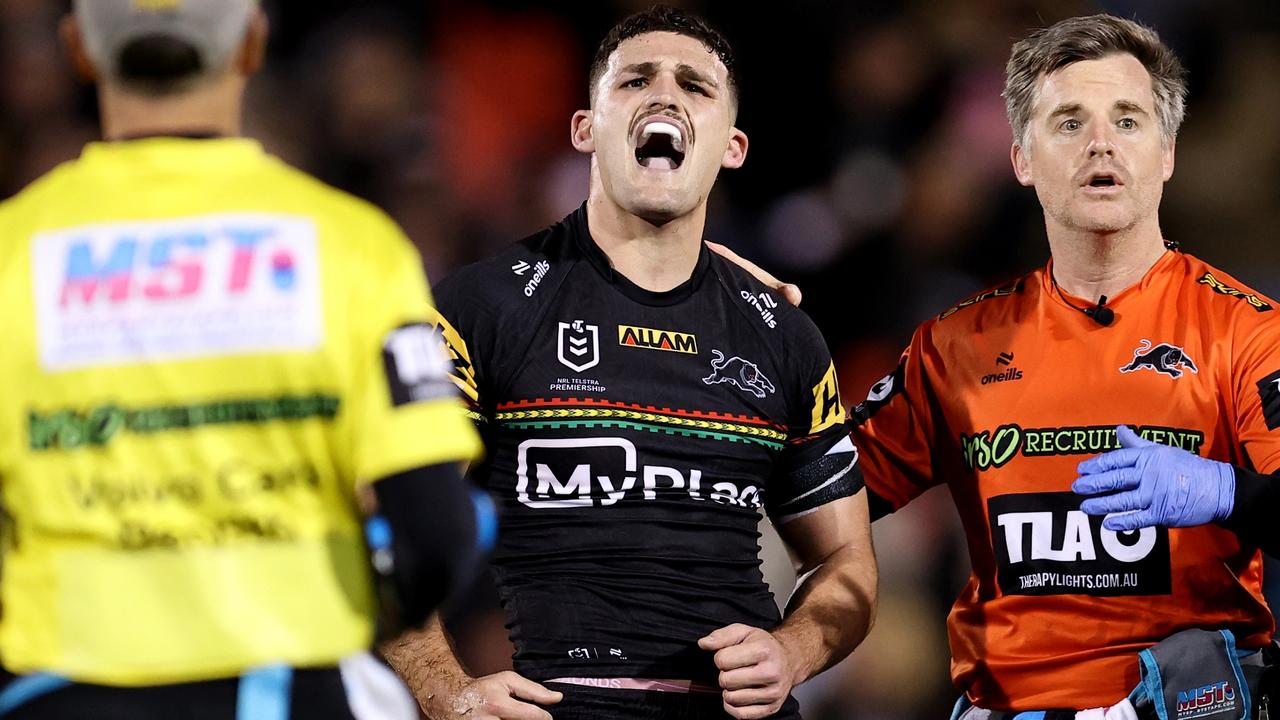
[1085,173,1120,188]
[635,120,686,171]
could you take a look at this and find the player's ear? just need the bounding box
[721,127,747,169]
[1161,138,1175,182]
[1011,142,1034,187]
[235,9,269,76]
[571,110,595,154]
[59,14,98,83]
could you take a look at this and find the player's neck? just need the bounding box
[98,75,244,141]
[585,190,705,293]
[1046,217,1168,301]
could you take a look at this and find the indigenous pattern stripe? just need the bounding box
[494,398,787,449]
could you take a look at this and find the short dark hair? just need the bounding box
[117,34,205,96]
[1004,14,1188,147]
[588,5,738,106]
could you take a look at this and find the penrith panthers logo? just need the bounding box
[1120,339,1199,379]
[703,350,775,399]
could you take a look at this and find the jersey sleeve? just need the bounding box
[764,319,863,524]
[430,269,502,422]
[848,323,944,511]
[349,220,483,485]
[1233,315,1280,474]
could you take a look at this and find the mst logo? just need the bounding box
[1120,339,1199,379]
[989,492,1171,597]
[703,350,775,399]
[1177,681,1237,719]
[32,214,321,370]
[515,437,760,509]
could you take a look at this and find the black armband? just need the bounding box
[369,463,491,636]
[1221,465,1280,557]
[766,436,865,523]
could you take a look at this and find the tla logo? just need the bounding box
[989,492,1171,597]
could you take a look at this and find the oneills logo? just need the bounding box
[617,325,698,355]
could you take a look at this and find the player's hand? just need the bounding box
[1073,425,1236,531]
[698,623,796,719]
[706,241,802,307]
[445,671,562,720]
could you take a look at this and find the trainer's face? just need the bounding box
[1012,53,1174,235]
[573,31,747,225]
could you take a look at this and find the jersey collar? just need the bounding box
[569,203,712,307]
[1042,248,1181,313]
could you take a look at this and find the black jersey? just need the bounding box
[432,205,861,683]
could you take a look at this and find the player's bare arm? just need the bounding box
[382,615,562,720]
[699,491,877,719]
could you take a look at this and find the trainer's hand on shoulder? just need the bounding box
[698,624,796,720]
[445,671,562,720]
[706,241,802,307]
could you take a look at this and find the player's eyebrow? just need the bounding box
[675,64,719,90]
[1113,100,1150,116]
[1048,102,1083,119]
[619,62,660,78]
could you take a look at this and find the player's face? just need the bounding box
[574,31,746,225]
[1012,53,1175,235]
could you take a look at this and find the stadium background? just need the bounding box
[2,0,1277,717]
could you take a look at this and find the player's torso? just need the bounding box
[926,263,1270,709]
[471,252,792,679]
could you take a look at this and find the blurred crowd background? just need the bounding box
[3,1,1278,718]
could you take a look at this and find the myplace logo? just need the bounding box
[514,437,762,509]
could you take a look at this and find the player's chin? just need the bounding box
[1069,207,1136,234]
[624,193,695,226]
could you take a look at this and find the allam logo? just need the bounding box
[34,214,322,370]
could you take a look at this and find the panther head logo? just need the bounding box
[1120,339,1199,379]
[703,350,776,399]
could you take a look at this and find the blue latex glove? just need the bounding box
[1072,425,1235,531]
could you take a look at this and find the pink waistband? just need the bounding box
[546,677,721,694]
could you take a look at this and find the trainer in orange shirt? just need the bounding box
[846,14,1280,717]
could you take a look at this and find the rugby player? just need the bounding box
[382,7,876,720]
[0,1,486,717]
[722,13,1280,719]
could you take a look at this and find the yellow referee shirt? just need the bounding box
[0,137,482,685]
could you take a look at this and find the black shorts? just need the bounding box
[0,657,410,720]
[544,682,803,720]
